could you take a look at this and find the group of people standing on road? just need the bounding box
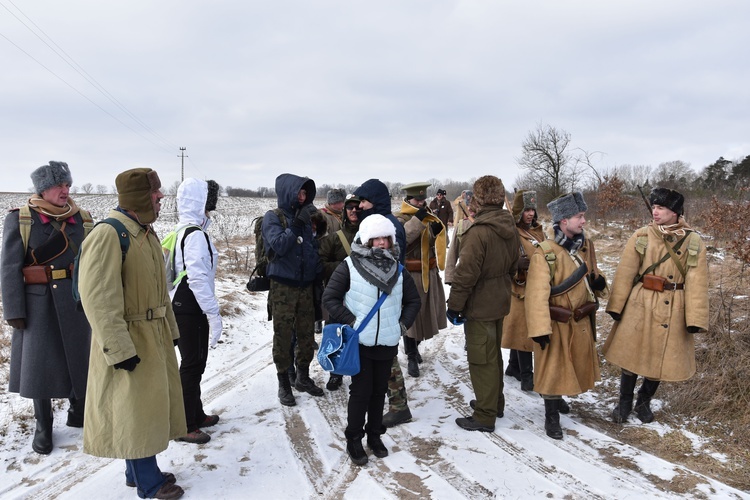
[2,161,709,496]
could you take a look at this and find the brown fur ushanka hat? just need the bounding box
[470,175,506,213]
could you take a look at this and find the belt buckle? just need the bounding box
[51,269,67,280]
[146,309,154,320]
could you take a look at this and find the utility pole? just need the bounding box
[179,147,187,182]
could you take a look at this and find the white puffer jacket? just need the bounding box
[170,178,220,317]
[344,258,403,347]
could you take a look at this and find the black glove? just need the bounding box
[517,256,530,272]
[607,311,622,322]
[292,205,316,236]
[430,221,443,235]
[174,339,179,347]
[589,273,606,291]
[446,309,466,326]
[114,355,141,372]
[415,208,429,221]
[532,335,550,350]
[687,326,701,334]
[7,318,26,330]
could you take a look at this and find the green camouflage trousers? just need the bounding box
[387,356,408,411]
[269,281,315,373]
[465,318,505,425]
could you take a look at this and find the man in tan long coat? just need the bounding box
[395,182,448,378]
[79,168,186,499]
[501,190,544,392]
[603,187,708,424]
[525,192,608,440]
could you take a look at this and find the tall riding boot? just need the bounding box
[32,399,54,454]
[404,336,420,377]
[295,366,324,396]
[277,372,297,407]
[518,351,534,392]
[66,396,85,428]
[505,349,521,381]
[611,371,638,423]
[543,398,563,440]
[634,378,661,423]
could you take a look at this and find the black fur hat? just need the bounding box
[205,180,220,212]
[31,161,73,194]
[649,187,684,216]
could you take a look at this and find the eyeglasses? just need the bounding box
[346,206,358,211]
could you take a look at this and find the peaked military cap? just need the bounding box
[401,181,431,200]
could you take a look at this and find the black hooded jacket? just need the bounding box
[354,179,406,263]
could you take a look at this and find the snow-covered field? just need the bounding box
[0,194,748,499]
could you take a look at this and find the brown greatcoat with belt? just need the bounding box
[603,221,708,381]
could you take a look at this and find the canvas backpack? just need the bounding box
[161,225,211,291]
[251,208,286,279]
[72,218,129,310]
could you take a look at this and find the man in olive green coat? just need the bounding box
[79,168,186,499]
[447,175,519,432]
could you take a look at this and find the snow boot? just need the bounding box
[544,398,563,440]
[345,431,368,466]
[295,366,324,396]
[612,371,638,423]
[66,396,85,428]
[382,407,412,428]
[404,336,420,377]
[505,350,521,381]
[366,428,389,458]
[326,374,343,391]
[277,372,297,406]
[518,350,534,392]
[32,398,53,454]
[634,378,661,423]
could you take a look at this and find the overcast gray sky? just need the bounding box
[2,0,748,194]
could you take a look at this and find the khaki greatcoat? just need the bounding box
[603,222,708,381]
[501,223,546,352]
[525,238,605,396]
[79,210,186,459]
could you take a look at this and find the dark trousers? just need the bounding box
[176,314,209,432]
[125,456,166,498]
[346,350,393,437]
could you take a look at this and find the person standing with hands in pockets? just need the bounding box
[170,178,223,445]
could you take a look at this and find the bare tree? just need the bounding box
[517,123,574,199]
[166,180,181,196]
[652,160,695,190]
[81,183,94,194]
[95,184,107,194]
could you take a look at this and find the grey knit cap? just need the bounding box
[30,161,73,194]
[547,192,588,222]
[327,188,346,205]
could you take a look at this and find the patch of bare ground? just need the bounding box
[585,223,750,493]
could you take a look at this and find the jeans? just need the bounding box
[125,456,166,498]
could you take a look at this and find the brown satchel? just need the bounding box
[549,305,573,323]
[573,302,599,322]
[641,274,667,292]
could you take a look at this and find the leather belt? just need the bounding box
[662,282,684,291]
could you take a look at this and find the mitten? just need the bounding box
[532,335,550,350]
[209,314,223,347]
[446,309,466,326]
[7,318,26,330]
[114,355,141,372]
[415,208,429,221]
[589,273,607,291]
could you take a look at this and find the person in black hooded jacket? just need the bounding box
[262,173,324,407]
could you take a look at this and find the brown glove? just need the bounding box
[7,318,26,330]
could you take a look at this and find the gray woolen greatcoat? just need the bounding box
[1,208,91,399]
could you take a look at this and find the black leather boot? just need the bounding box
[518,351,534,391]
[611,371,638,423]
[345,430,368,465]
[634,378,661,423]
[277,372,297,406]
[67,396,85,428]
[32,399,53,454]
[505,350,521,381]
[404,337,419,377]
[544,398,563,440]
[295,366,324,396]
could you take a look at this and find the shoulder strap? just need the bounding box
[273,208,287,229]
[633,232,690,285]
[79,209,95,238]
[355,263,403,333]
[99,218,130,262]
[537,240,556,281]
[19,205,33,253]
[336,230,351,255]
[174,226,212,286]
